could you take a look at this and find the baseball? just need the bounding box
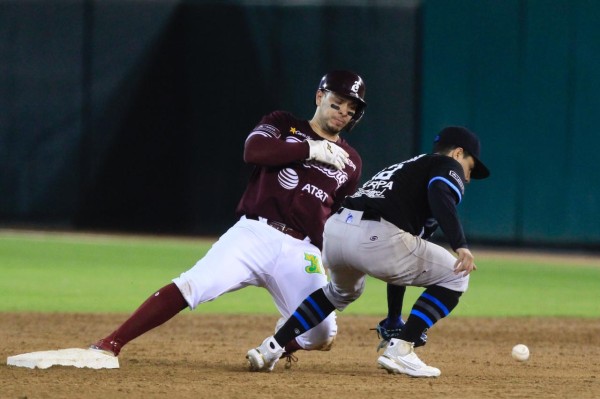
[511,344,529,361]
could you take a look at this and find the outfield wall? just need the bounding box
[2,0,600,248]
[421,0,600,247]
[0,0,419,235]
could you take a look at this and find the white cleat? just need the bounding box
[246,336,284,372]
[377,338,441,378]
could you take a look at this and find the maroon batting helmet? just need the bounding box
[318,70,367,131]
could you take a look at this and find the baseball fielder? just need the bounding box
[89,71,365,368]
[247,126,490,377]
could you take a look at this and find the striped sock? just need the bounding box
[274,288,336,346]
[401,285,462,343]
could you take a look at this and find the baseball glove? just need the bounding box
[373,318,428,351]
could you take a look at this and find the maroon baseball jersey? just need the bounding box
[236,110,362,249]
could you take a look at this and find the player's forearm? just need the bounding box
[428,183,468,250]
[438,214,468,251]
[244,135,309,166]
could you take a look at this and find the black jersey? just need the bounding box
[343,153,468,250]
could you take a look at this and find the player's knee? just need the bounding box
[308,328,337,351]
[316,334,336,351]
[324,283,364,311]
[297,314,337,351]
[337,287,363,309]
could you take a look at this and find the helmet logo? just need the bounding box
[351,80,361,93]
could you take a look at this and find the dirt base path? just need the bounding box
[2,313,599,399]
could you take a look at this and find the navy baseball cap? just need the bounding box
[434,126,490,179]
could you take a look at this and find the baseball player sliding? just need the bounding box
[247,127,490,377]
[89,71,366,368]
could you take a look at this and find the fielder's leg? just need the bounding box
[247,288,336,372]
[400,285,462,344]
[386,284,406,322]
[377,285,461,377]
[275,288,336,345]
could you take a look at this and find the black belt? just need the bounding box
[337,207,381,221]
[246,216,306,240]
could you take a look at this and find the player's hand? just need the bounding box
[454,247,477,276]
[306,139,349,170]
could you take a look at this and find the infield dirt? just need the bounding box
[2,313,599,398]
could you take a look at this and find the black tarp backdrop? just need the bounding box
[1,0,419,235]
[1,1,85,225]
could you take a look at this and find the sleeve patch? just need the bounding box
[448,170,465,193]
[253,123,280,138]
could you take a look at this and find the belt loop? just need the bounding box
[245,215,305,241]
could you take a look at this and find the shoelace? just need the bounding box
[283,352,298,369]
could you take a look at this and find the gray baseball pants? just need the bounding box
[322,208,470,311]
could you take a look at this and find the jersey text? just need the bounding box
[302,183,329,202]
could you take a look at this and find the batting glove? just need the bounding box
[306,139,349,170]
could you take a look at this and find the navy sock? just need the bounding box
[401,285,462,343]
[386,284,406,326]
[274,288,336,346]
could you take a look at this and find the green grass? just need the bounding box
[456,259,600,317]
[1,231,599,317]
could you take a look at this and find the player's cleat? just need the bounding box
[246,336,284,372]
[89,339,121,357]
[377,338,440,378]
[374,318,428,350]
